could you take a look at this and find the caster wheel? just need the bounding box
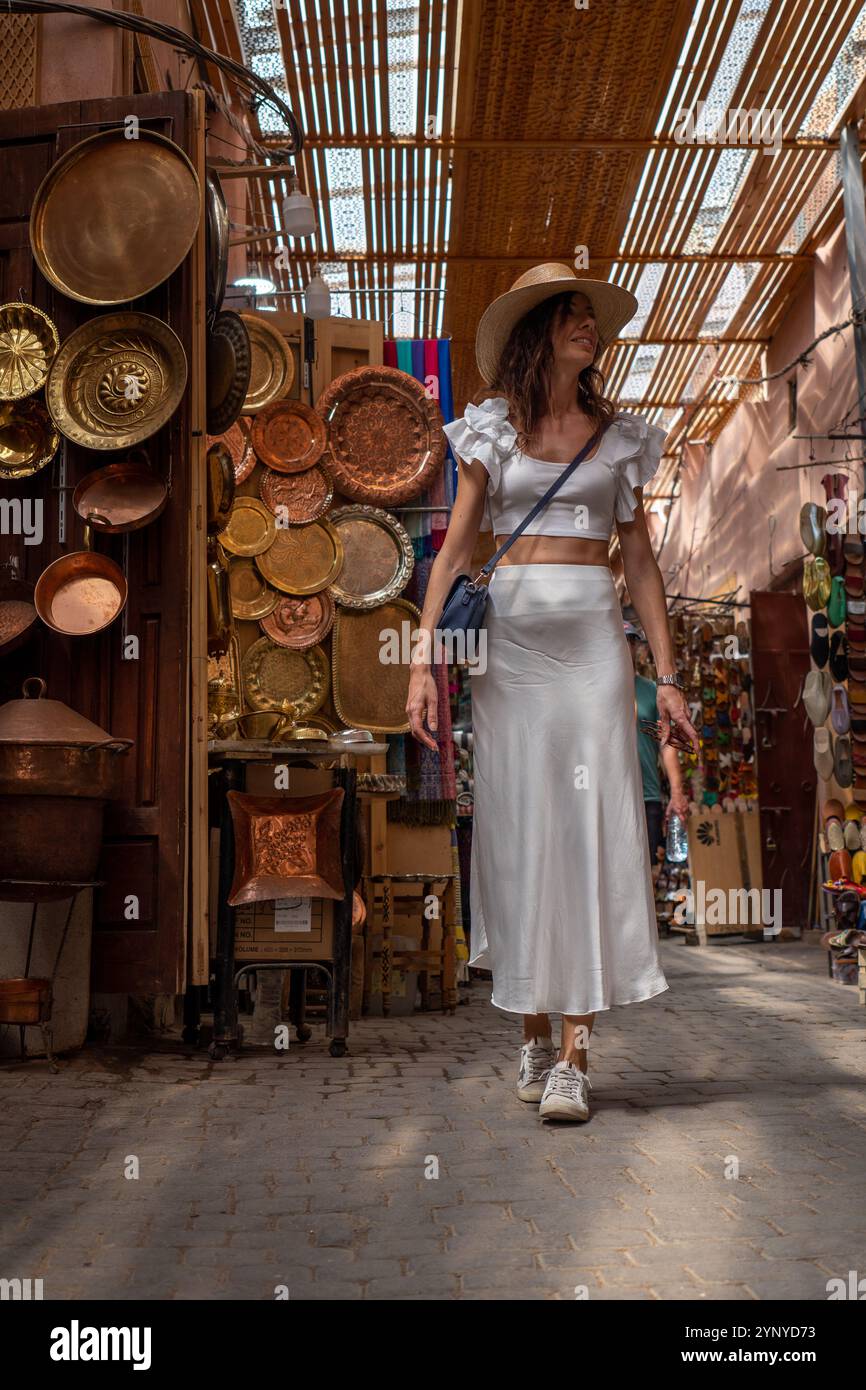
[208,1041,228,1061]
[296,1025,312,1043]
[329,1038,347,1057]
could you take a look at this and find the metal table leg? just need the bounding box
[328,765,356,1057]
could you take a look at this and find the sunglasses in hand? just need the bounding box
[639,717,697,753]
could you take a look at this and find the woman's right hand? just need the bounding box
[406,666,439,751]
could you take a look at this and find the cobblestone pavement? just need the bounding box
[2,937,866,1301]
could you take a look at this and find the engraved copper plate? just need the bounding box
[251,399,327,473]
[240,313,294,413]
[207,418,256,483]
[229,558,279,620]
[255,520,343,595]
[220,497,277,557]
[260,591,335,649]
[227,788,345,905]
[316,365,445,505]
[0,398,60,479]
[46,312,188,451]
[259,462,333,524]
[328,504,414,609]
[332,598,422,734]
[0,302,59,400]
[30,128,202,306]
[242,636,330,716]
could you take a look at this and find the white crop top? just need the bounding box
[442,396,666,540]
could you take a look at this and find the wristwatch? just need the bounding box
[656,673,684,690]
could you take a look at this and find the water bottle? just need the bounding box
[666,812,688,864]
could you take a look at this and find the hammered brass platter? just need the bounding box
[255,519,343,595]
[328,504,414,609]
[46,312,188,450]
[332,597,421,734]
[259,461,332,524]
[228,557,279,620]
[0,303,59,400]
[260,590,335,649]
[241,636,330,716]
[220,497,276,557]
[0,398,60,480]
[30,128,202,305]
[316,364,445,505]
[240,313,294,413]
[251,399,327,473]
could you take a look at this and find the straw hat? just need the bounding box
[475,262,638,384]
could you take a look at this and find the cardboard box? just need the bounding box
[234,895,334,961]
[685,810,763,941]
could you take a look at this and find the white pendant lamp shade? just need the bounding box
[304,270,331,320]
[282,175,317,237]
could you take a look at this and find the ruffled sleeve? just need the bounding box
[441,395,517,493]
[607,413,667,523]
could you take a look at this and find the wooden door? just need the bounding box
[0,91,197,993]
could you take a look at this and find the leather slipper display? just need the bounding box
[799,502,827,557]
[822,797,845,823]
[814,727,835,780]
[845,819,862,852]
[829,630,849,681]
[804,556,832,610]
[844,536,865,564]
[831,684,851,733]
[835,734,854,788]
[829,847,854,878]
[845,572,864,597]
[804,669,833,725]
[810,613,830,667]
[822,472,849,505]
[828,575,847,628]
[825,816,846,851]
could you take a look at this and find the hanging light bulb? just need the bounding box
[304,267,331,320]
[282,174,317,238]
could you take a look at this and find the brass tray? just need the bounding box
[251,398,327,473]
[0,302,59,400]
[206,310,251,436]
[240,313,294,413]
[46,312,188,451]
[208,418,256,483]
[332,597,421,733]
[228,557,279,621]
[227,788,345,905]
[29,128,202,305]
[219,497,276,557]
[0,398,60,480]
[260,590,335,649]
[255,519,343,595]
[241,636,330,717]
[328,504,414,609]
[316,364,446,505]
[260,461,333,524]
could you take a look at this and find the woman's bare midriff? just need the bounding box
[494,535,610,567]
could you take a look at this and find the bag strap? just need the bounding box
[475,420,611,580]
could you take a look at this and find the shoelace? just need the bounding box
[522,1041,554,1078]
[545,1065,592,1099]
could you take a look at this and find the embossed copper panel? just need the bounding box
[241,636,330,716]
[240,313,294,413]
[220,497,276,557]
[316,365,445,505]
[255,520,343,595]
[332,598,421,734]
[227,788,345,905]
[260,590,335,649]
[46,312,188,451]
[328,505,414,609]
[228,558,279,621]
[29,128,202,305]
[260,461,333,524]
[0,302,59,400]
[251,399,327,473]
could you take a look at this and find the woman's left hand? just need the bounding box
[656,684,701,755]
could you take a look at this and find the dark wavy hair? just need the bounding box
[477,291,615,452]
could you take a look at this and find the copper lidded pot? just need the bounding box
[0,677,132,890]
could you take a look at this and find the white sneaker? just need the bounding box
[516,1037,555,1103]
[538,1061,592,1122]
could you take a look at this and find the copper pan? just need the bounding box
[34,519,127,637]
[72,451,167,535]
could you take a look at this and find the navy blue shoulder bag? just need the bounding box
[438,420,610,652]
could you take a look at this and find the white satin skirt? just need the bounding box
[469,564,668,1016]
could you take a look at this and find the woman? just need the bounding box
[406,263,699,1123]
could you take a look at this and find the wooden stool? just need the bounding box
[362,873,458,1016]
